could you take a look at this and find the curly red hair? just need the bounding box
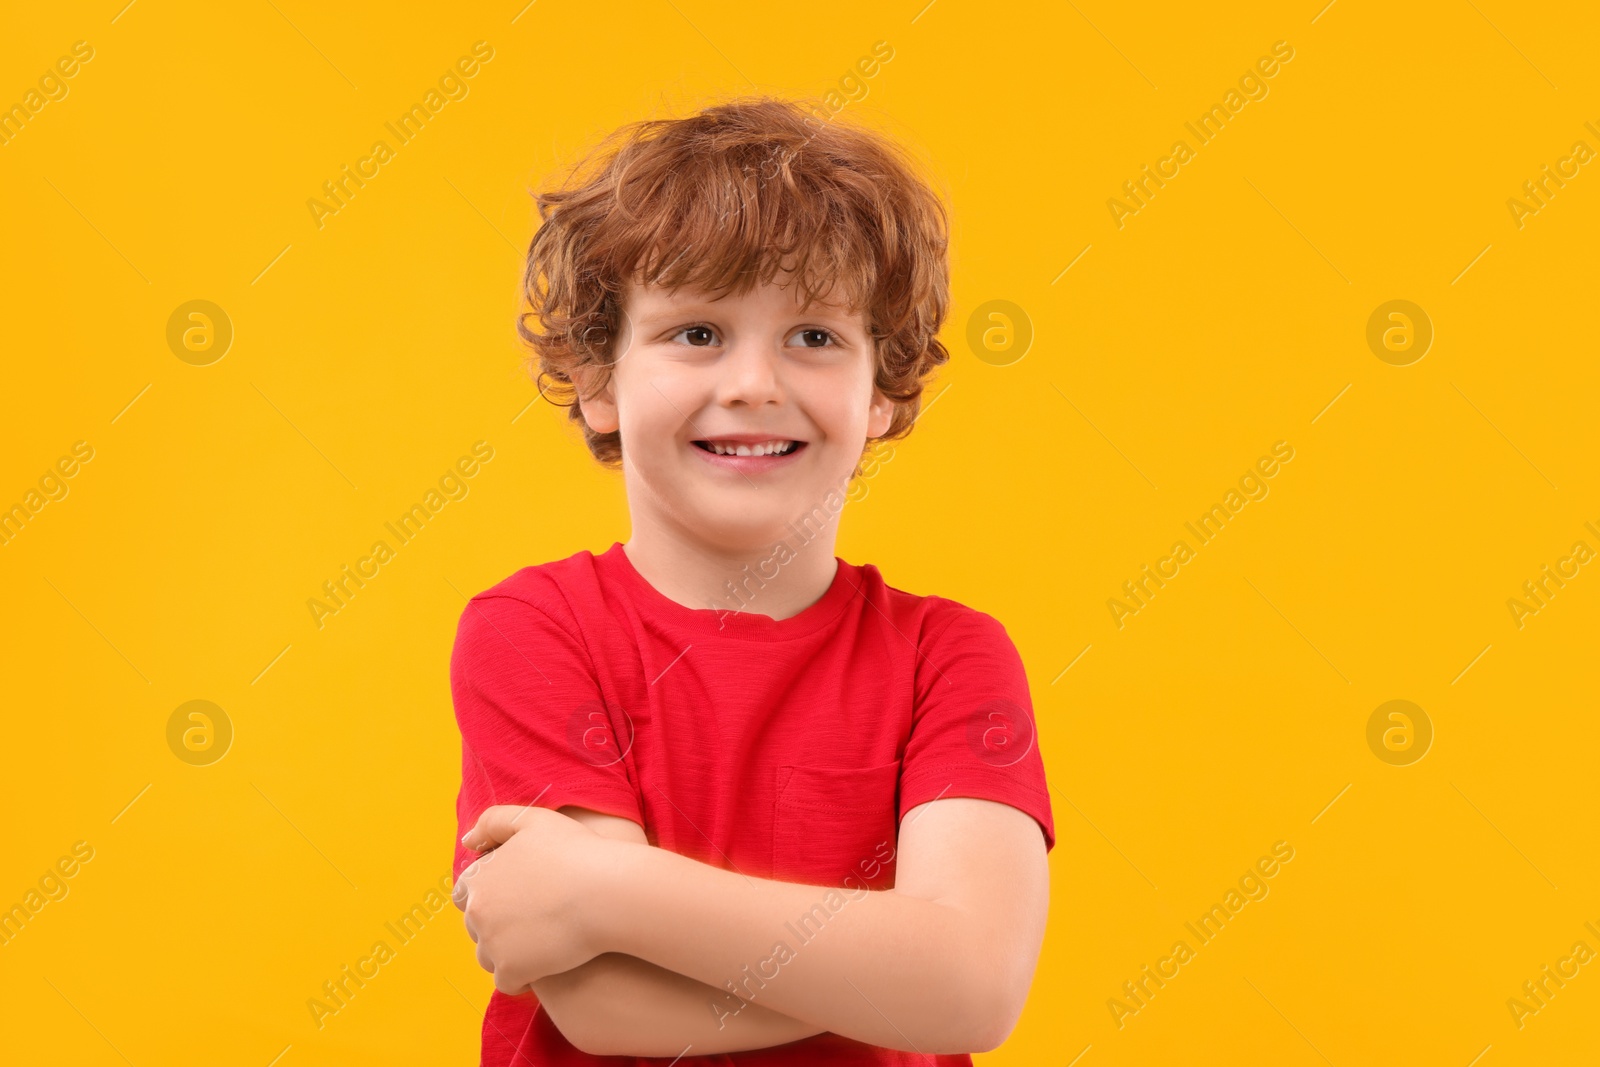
[517,95,952,472]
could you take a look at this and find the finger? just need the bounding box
[452,861,479,910]
[493,965,531,996]
[463,805,532,852]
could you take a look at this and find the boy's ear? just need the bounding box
[571,364,619,435]
[866,388,895,439]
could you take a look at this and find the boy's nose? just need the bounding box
[714,340,785,407]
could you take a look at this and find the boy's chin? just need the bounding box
[684,497,812,549]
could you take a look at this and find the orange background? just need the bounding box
[2,1,1597,1063]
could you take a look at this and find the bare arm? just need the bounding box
[533,807,827,1057]
[587,797,1050,1054]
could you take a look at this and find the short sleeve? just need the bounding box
[450,592,644,880]
[899,606,1055,852]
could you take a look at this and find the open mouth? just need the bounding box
[691,440,806,458]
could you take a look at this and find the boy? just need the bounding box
[449,96,1055,1065]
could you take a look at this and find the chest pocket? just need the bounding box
[771,760,901,890]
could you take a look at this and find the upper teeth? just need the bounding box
[705,440,796,456]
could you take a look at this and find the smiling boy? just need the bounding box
[449,96,1055,1064]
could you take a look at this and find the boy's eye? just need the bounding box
[667,325,842,348]
[790,327,839,348]
[675,324,717,347]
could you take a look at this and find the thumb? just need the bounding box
[462,804,526,852]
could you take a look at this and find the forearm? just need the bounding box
[594,844,1004,1054]
[539,952,826,1057]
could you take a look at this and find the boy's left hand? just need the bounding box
[453,804,611,992]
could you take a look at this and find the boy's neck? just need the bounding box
[622,520,841,622]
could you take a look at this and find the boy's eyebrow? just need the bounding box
[632,300,863,329]
[631,302,722,326]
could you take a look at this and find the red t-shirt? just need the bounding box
[450,541,1054,1066]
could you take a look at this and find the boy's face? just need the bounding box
[575,272,895,550]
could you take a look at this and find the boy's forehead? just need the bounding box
[624,278,864,321]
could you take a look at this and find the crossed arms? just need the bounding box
[452,795,1050,1058]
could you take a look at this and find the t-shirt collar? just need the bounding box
[598,541,859,640]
